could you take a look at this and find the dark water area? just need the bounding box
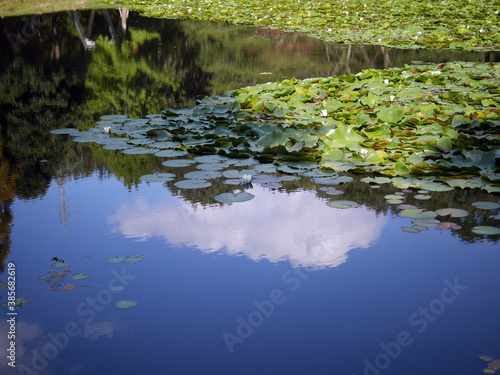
[0,9,499,375]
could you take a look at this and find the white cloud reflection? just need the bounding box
[108,186,386,268]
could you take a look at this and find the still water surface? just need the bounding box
[0,9,499,375]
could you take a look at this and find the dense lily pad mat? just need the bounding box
[110,0,500,51]
[52,62,499,192]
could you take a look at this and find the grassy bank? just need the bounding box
[0,0,112,17]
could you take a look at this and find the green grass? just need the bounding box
[0,0,112,17]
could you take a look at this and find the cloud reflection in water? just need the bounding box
[108,186,387,269]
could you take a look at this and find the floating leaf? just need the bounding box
[50,128,80,135]
[214,192,255,203]
[437,222,462,230]
[52,261,70,269]
[398,204,417,210]
[400,209,437,219]
[154,149,188,157]
[472,202,500,210]
[472,226,500,235]
[326,200,358,209]
[414,194,432,200]
[174,180,212,189]
[319,186,344,195]
[124,255,147,264]
[140,173,176,182]
[14,297,30,307]
[313,176,354,185]
[71,273,89,280]
[412,218,440,227]
[479,356,494,362]
[401,227,421,233]
[116,300,138,310]
[162,159,196,167]
[107,257,124,263]
[58,283,77,291]
[436,208,469,218]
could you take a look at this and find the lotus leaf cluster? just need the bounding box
[112,0,500,51]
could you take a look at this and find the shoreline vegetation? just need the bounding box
[1,0,499,52]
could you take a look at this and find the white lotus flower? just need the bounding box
[359,148,369,160]
[103,126,111,134]
[390,95,396,102]
[240,174,253,184]
[320,109,328,117]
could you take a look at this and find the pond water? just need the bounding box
[0,9,499,375]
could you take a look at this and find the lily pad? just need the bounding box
[52,261,70,269]
[400,209,437,219]
[58,283,77,291]
[414,194,432,200]
[401,227,421,233]
[398,204,417,210]
[319,186,344,195]
[154,149,188,157]
[437,222,462,230]
[174,180,212,189]
[71,273,89,280]
[436,208,469,218]
[140,173,176,182]
[479,356,494,362]
[326,200,358,209]
[471,226,500,235]
[14,297,30,307]
[162,159,196,167]
[124,255,147,264]
[116,300,138,310]
[106,257,124,263]
[184,171,222,180]
[214,192,255,203]
[122,147,154,155]
[472,202,500,210]
[412,218,440,227]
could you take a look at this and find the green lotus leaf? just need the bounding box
[52,262,70,269]
[196,163,228,171]
[471,202,500,210]
[401,227,421,233]
[471,226,500,235]
[116,300,138,310]
[223,179,243,185]
[479,356,494,362]
[140,173,176,182]
[387,199,404,204]
[313,176,354,185]
[398,204,417,210]
[419,182,453,192]
[110,286,125,292]
[326,200,358,209]
[122,147,154,155]
[435,208,469,218]
[154,149,188,157]
[14,297,31,307]
[174,180,212,189]
[377,106,405,124]
[124,256,147,264]
[71,273,89,280]
[384,195,402,200]
[491,213,500,220]
[215,192,255,203]
[400,209,437,219]
[233,158,260,167]
[414,194,432,200]
[412,218,440,227]
[319,186,344,195]
[483,369,496,374]
[162,159,196,167]
[107,257,124,263]
[279,175,300,181]
[184,171,222,180]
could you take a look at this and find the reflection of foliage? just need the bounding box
[84,29,209,119]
